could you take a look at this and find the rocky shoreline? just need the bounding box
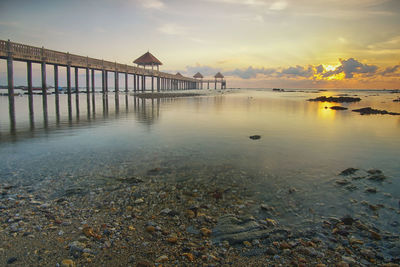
[1,166,399,266]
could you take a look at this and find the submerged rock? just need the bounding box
[212,214,283,244]
[352,107,400,115]
[249,135,261,140]
[340,168,359,176]
[308,96,361,103]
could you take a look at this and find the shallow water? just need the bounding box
[0,89,399,235]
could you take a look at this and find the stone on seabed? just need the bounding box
[61,259,76,267]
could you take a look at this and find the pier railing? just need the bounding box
[0,40,206,82]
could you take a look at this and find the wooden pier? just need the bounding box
[0,40,227,126]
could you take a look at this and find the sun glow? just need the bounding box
[323,64,339,72]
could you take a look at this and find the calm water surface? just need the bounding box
[0,89,399,233]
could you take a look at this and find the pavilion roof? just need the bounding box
[193,72,204,78]
[214,72,224,78]
[176,72,183,77]
[133,52,162,66]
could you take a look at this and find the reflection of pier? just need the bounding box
[0,94,164,142]
[0,40,227,131]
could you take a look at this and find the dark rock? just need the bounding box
[367,169,382,175]
[368,174,386,181]
[365,188,377,193]
[352,107,400,115]
[330,106,348,110]
[6,257,17,264]
[308,96,361,103]
[336,179,350,186]
[341,215,354,225]
[265,246,278,255]
[340,168,358,176]
[249,135,261,140]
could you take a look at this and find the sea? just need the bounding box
[0,88,399,237]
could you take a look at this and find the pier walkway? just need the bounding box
[0,40,226,127]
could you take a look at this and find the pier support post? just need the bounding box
[67,64,72,119]
[133,74,137,92]
[91,69,96,114]
[41,61,47,108]
[91,69,95,93]
[101,70,105,93]
[27,61,34,120]
[214,80,217,90]
[115,71,119,92]
[86,68,90,94]
[86,67,90,116]
[151,76,154,92]
[75,67,79,117]
[142,75,145,92]
[75,67,79,94]
[54,65,59,120]
[125,73,128,92]
[157,77,160,92]
[105,70,108,92]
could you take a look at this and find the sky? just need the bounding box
[0,0,400,89]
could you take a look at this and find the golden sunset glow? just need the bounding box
[1,0,400,89]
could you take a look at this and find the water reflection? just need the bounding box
[0,93,164,143]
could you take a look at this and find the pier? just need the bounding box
[0,40,227,127]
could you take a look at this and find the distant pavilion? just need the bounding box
[214,72,224,80]
[194,72,204,89]
[133,51,162,71]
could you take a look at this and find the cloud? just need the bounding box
[316,65,324,74]
[269,0,288,11]
[279,65,314,78]
[140,0,164,9]
[381,65,400,76]
[338,58,378,78]
[158,23,186,35]
[226,66,276,79]
[172,58,398,81]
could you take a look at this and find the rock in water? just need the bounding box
[340,168,358,176]
[249,135,261,140]
[308,96,361,103]
[330,106,348,110]
[352,107,400,115]
[341,215,354,225]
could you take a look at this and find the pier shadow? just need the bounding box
[0,92,165,143]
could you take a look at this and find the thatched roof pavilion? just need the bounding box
[193,72,204,79]
[176,72,183,77]
[214,72,224,79]
[133,52,162,70]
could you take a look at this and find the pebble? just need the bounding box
[136,261,152,267]
[167,236,178,244]
[182,252,195,261]
[200,227,212,236]
[145,226,156,233]
[156,255,169,263]
[243,241,252,247]
[134,198,144,204]
[61,259,76,267]
[342,256,356,264]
